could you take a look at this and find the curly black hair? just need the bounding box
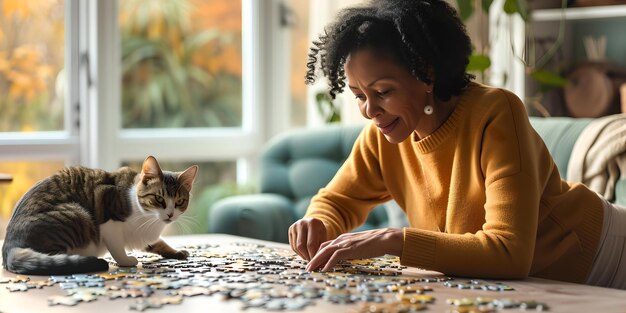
[305,0,474,101]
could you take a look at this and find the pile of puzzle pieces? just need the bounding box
[0,242,548,312]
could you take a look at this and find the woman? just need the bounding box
[289,0,625,289]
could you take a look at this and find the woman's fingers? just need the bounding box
[306,238,344,271]
[288,225,303,259]
[288,225,295,251]
[289,222,309,260]
[319,240,331,251]
[322,247,352,272]
[289,218,328,261]
[303,228,403,272]
[295,223,311,260]
[306,221,324,259]
[305,233,364,271]
[307,228,319,259]
[306,245,331,271]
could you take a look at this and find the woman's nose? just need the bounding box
[364,98,383,119]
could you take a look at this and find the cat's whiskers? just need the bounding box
[126,214,148,225]
[130,214,161,246]
[147,219,166,245]
[133,216,154,235]
[172,220,189,235]
[174,215,198,234]
[131,217,161,249]
[180,214,200,228]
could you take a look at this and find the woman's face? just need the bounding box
[345,49,432,144]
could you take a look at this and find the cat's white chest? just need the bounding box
[125,215,165,248]
[99,216,164,251]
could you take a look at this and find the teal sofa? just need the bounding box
[208,117,626,243]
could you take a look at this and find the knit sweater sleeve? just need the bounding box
[402,90,546,279]
[304,124,391,240]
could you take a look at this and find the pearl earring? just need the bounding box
[424,105,433,115]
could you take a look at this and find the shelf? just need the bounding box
[0,174,12,183]
[532,4,626,22]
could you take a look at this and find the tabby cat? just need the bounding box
[1,156,198,275]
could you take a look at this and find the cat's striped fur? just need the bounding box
[1,156,198,275]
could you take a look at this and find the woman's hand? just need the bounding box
[305,228,404,272]
[289,217,327,260]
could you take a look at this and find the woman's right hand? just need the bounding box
[288,217,327,260]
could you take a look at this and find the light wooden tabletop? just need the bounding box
[1,234,626,313]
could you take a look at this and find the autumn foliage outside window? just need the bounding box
[0,0,64,133]
[0,0,66,239]
[0,0,246,238]
[120,0,243,129]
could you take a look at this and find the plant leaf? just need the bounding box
[503,0,518,14]
[531,70,568,87]
[467,53,491,72]
[514,0,529,22]
[456,0,474,21]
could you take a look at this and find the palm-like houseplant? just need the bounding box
[459,0,569,115]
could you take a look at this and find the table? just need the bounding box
[1,234,626,312]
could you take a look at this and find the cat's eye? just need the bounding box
[175,199,185,207]
[154,195,165,206]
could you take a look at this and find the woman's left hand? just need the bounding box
[305,228,404,272]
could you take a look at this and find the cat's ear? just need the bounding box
[141,156,163,184]
[178,165,198,192]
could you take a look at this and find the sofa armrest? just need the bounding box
[616,178,626,208]
[208,194,294,243]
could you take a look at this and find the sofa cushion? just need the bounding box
[289,159,340,200]
[260,125,363,199]
[208,194,294,242]
[529,117,592,180]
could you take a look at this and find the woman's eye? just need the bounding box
[377,90,390,97]
[355,95,366,101]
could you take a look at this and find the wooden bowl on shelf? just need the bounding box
[564,63,615,117]
[0,174,12,183]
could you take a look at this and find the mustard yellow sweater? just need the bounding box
[305,82,604,283]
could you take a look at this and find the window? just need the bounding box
[0,0,65,132]
[0,0,299,237]
[112,1,257,234]
[0,0,72,239]
[119,0,243,129]
[287,0,310,128]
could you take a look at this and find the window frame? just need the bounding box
[0,0,293,187]
[85,0,291,185]
[0,0,80,165]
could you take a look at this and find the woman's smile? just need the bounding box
[377,118,400,134]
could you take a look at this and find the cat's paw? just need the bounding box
[171,249,189,260]
[116,256,138,267]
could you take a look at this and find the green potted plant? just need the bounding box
[458,0,569,116]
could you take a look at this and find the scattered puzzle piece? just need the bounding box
[445,306,496,313]
[173,286,212,297]
[6,283,28,292]
[48,295,82,306]
[0,275,30,284]
[0,242,548,312]
[353,301,427,313]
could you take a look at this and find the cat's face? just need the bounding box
[135,156,198,224]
